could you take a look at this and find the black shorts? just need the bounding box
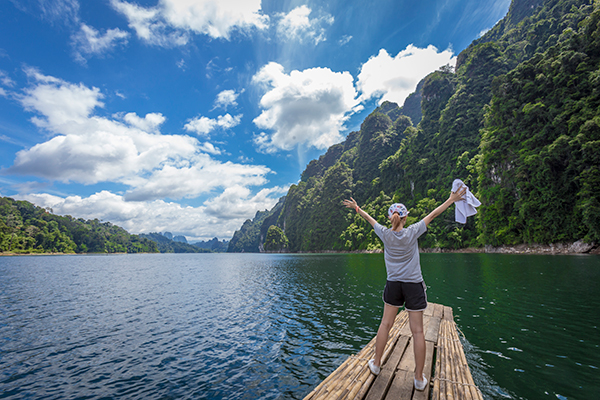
[383,280,427,311]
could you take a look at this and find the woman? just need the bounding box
[342,185,466,391]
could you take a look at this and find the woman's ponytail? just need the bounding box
[390,213,405,231]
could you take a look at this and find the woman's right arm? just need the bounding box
[342,197,378,228]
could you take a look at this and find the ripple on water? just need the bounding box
[2,253,599,400]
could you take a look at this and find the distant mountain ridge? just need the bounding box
[228,0,600,253]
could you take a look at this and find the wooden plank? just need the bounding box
[413,340,435,400]
[399,318,412,337]
[384,369,414,400]
[364,336,409,400]
[363,368,394,400]
[397,338,415,373]
[443,306,453,321]
[424,303,434,317]
[350,312,409,400]
[302,303,483,400]
[425,316,441,343]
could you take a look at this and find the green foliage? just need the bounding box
[0,197,158,254]
[263,225,289,252]
[227,197,286,252]
[478,5,600,244]
[231,0,600,252]
[281,162,354,251]
[139,232,211,253]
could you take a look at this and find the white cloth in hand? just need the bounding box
[452,179,481,224]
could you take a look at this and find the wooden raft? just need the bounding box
[303,303,483,400]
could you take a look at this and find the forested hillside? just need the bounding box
[0,197,158,254]
[139,232,212,253]
[229,0,600,253]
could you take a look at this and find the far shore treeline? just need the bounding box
[228,0,600,254]
[0,197,230,255]
[0,196,159,254]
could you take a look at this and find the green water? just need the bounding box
[0,253,598,399]
[421,253,600,399]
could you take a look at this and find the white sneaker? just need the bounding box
[368,359,380,376]
[414,374,427,391]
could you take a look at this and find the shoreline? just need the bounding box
[2,240,598,256]
[286,239,600,256]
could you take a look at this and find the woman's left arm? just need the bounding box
[342,197,378,228]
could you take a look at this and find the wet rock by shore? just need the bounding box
[420,240,599,255]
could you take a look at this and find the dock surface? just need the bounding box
[303,303,483,400]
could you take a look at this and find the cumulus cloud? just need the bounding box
[123,156,270,201]
[19,187,286,240]
[198,142,221,155]
[111,0,267,46]
[8,71,271,204]
[252,62,358,152]
[214,89,240,109]
[203,185,288,219]
[20,68,104,132]
[122,112,166,132]
[184,113,242,136]
[71,23,130,62]
[276,5,333,45]
[356,45,456,106]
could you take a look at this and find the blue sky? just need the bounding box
[0,0,511,241]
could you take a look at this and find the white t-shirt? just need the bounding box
[373,220,427,283]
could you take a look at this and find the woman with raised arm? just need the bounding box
[342,185,467,391]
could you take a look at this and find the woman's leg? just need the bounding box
[373,304,399,367]
[408,310,425,379]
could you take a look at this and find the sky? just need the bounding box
[0,0,512,242]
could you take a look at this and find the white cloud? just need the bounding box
[8,71,271,204]
[339,35,352,46]
[198,142,221,155]
[203,185,288,219]
[477,28,491,38]
[20,68,104,131]
[71,23,129,62]
[184,113,242,136]
[356,45,456,106]
[123,156,270,201]
[214,89,240,109]
[276,5,333,45]
[123,112,166,132]
[110,0,188,47]
[111,0,268,46]
[18,187,286,240]
[0,70,15,87]
[252,62,358,152]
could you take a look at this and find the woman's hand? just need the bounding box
[449,186,468,203]
[342,197,358,210]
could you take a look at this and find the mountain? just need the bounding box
[0,196,158,254]
[139,232,211,253]
[227,197,286,252]
[229,0,600,253]
[193,237,229,252]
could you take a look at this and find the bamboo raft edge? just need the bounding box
[302,303,483,400]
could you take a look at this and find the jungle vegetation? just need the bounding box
[0,196,158,254]
[229,0,600,253]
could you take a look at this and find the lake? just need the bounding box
[0,253,598,399]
